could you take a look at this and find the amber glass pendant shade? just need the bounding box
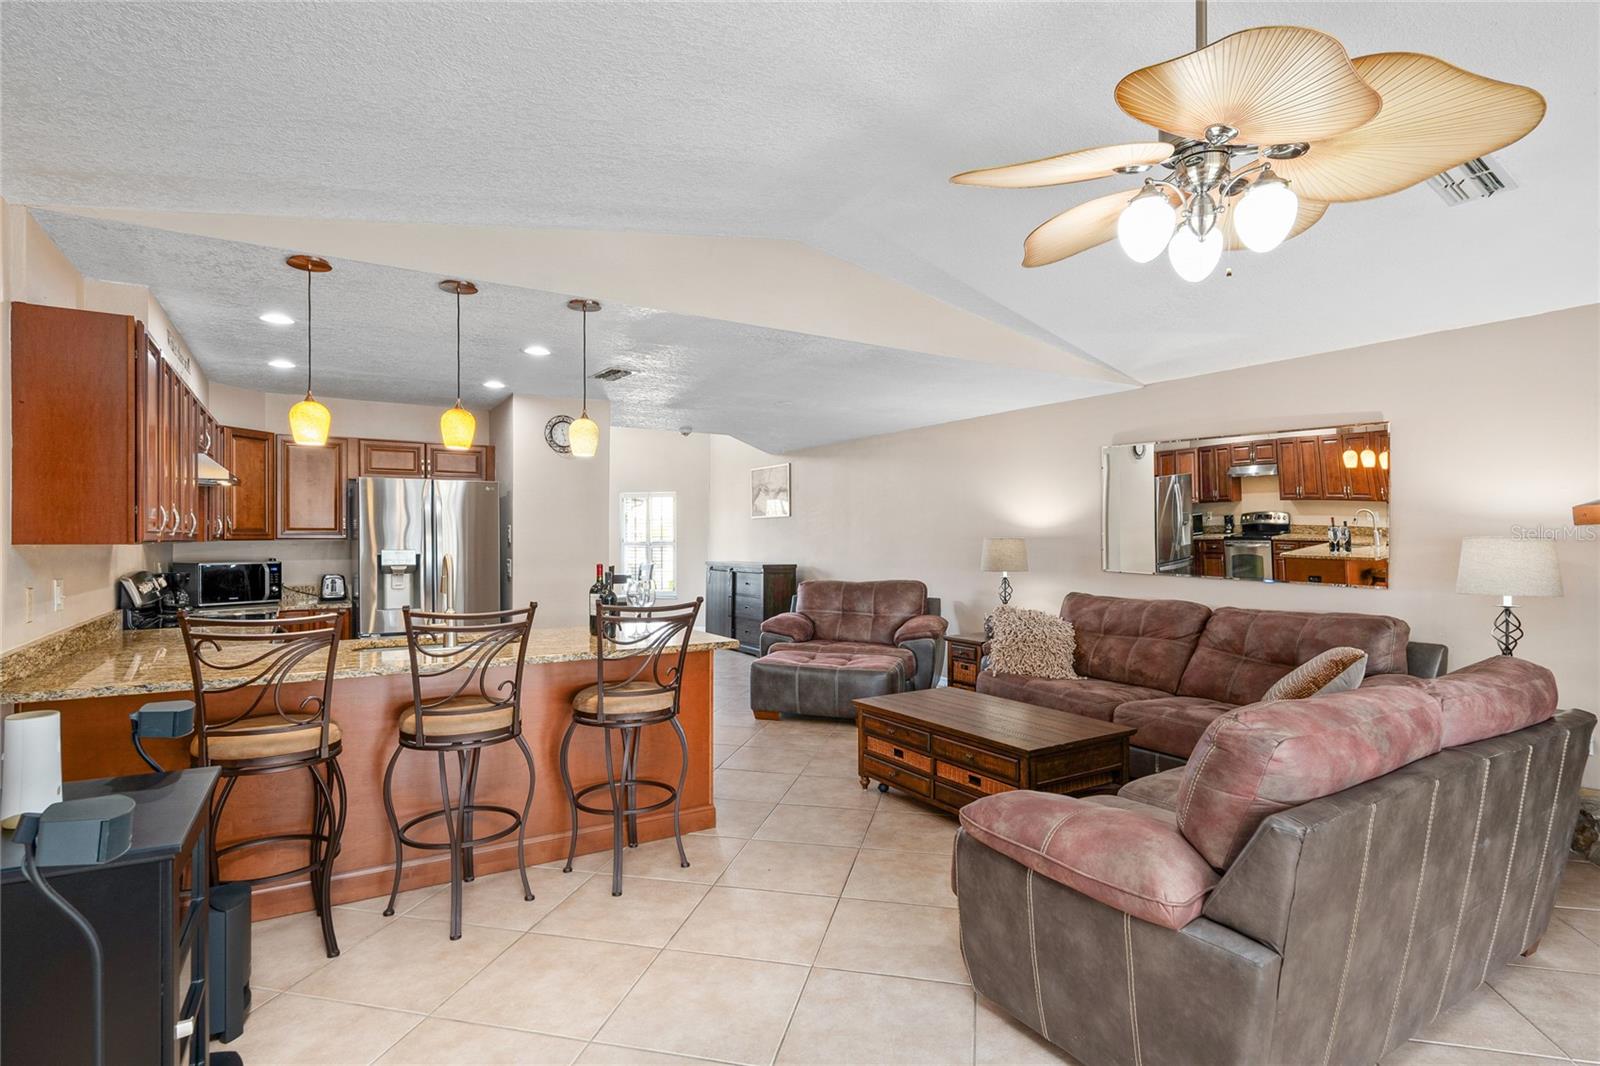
[1342,448,1359,469]
[569,413,600,459]
[1360,448,1377,468]
[440,402,476,451]
[289,394,332,446]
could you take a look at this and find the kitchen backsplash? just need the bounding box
[170,539,355,588]
[1197,475,1390,528]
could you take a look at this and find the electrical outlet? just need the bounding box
[51,579,64,612]
[24,586,33,623]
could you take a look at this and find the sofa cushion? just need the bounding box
[977,671,1169,721]
[1428,655,1559,748]
[1113,696,1239,758]
[1116,766,1186,813]
[761,640,915,675]
[1261,647,1368,701]
[795,580,928,645]
[988,605,1078,680]
[959,791,1219,929]
[1176,607,1410,705]
[1061,592,1212,693]
[1175,685,1443,869]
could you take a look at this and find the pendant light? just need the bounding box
[437,280,478,450]
[285,255,333,446]
[566,298,601,459]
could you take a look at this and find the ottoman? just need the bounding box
[750,646,908,721]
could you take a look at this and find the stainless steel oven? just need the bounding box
[1223,539,1274,581]
[169,560,282,607]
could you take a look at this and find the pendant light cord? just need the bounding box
[304,267,313,398]
[455,288,462,405]
[580,306,589,415]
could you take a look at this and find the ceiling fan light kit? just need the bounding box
[953,1,1546,281]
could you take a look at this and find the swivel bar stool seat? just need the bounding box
[560,599,704,897]
[178,609,347,957]
[381,604,538,941]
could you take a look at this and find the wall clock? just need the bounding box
[544,414,574,454]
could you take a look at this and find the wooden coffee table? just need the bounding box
[854,688,1134,816]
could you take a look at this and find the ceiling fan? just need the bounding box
[951,0,1546,282]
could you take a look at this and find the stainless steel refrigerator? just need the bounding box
[1155,473,1194,575]
[350,477,501,636]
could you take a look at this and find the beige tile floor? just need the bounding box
[232,651,1600,1065]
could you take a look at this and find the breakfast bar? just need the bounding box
[0,624,736,919]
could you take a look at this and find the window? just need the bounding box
[619,492,676,593]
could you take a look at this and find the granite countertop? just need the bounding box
[1280,543,1391,561]
[1194,532,1229,541]
[1,625,739,704]
[280,586,352,610]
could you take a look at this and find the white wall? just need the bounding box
[0,201,204,652]
[608,427,710,606]
[706,306,1600,785]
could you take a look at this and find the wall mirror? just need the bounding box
[1102,422,1390,588]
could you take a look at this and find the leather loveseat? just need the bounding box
[750,579,947,720]
[977,592,1448,776]
[955,654,1594,1066]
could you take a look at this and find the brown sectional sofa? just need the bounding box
[977,592,1448,776]
[955,652,1595,1065]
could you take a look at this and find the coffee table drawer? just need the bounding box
[862,754,931,797]
[864,735,931,774]
[861,714,930,752]
[935,760,1015,798]
[933,737,1019,784]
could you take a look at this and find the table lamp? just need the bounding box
[1455,536,1563,655]
[981,537,1028,637]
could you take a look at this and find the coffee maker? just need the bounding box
[116,570,191,629]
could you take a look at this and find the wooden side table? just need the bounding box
[945,634,990,690]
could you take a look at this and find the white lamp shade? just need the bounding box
[1455,537,1563,598]
[981,538,1029,573]
[1232,178,1299,253]
[0,710,62,829]
[1116,193,1176,264]
[1167,224,1223,282]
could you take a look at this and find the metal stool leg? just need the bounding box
[513,733,537,902]
[670,715,691,869]
[308,763,328,918]
[623,727,641,848]
[436,751,464,941]
[560,719,581,873]
[459,748,479,883]
[207,774,239,887]
[381,746,405,916]
[307,761,342,957]
[603,727,626,897]
[329,756,348,864]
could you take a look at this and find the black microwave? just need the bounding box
[170,561,282,607]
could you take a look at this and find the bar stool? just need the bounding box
[178,610,347,957]
[560,599,704,897]
[381,604,538,941]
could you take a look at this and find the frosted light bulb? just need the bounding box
[1166,224,1222,282]
[1233,175,1299,253]
[1116,191,1176,263]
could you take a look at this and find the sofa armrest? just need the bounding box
[959,792,1219,930]
[894,614,948,644]
[760,612,814,643]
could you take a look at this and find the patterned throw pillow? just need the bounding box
[1262,647,1369,701]
[988,606,1079,680]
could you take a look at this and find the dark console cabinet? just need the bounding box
[2,768,219,1065]
[705,562,798,654]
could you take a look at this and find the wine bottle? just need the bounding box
[601,565,620,638]
[588,563,606,636]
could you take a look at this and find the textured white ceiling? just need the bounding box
[33,211,1119,452]
[5,2,1597,426]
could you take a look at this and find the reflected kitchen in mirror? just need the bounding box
[1102,423,1390,588]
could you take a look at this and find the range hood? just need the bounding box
[1226,461,1279,479]
[197,452,238,486]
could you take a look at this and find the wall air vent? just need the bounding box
[1429,155,1516,205]
[591,367,633,382]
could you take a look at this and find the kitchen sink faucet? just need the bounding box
[1354,508,1385,552]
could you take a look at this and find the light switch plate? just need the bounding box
[24,586,33,623]
[51,579,64,612]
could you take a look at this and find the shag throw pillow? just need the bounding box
[1263,647,1369,701]
[988,606,1079,680]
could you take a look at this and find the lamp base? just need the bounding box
[1494,604,1523,656]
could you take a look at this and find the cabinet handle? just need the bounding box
[186,510,197,534]
[157,505,169,533]
[225,515,234,532]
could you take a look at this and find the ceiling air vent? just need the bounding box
[591,367,633,382]
[1429,155,1516,205]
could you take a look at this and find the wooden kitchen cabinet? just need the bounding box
[1282,554,1389,587]
[276,435,349,538]
[278,606,354,640]
[1196,445,1242,503]
[1193,539,1225,578]
[355,438,428,478]
[1340,431,1379,501]
[425,443,494,480]
[1276,436,1324,500]
[1228,440,1276,464]
[220,427,275,540]
[1155,448,1200,503]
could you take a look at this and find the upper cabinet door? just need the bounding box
[1318,434,1351,500]
[426,443,495,481]
[137,327,167,540]
[1340,431,1378,501]
[222,427,275,540]
[277,435,348,538]
[356,438,428,478]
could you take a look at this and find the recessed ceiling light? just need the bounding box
[523,344,551,357]
[259,311,295,326]
[268,357,296,369]
[483,379,507,390]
